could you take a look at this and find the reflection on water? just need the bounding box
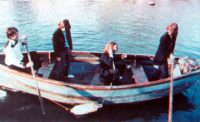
[0,0,200,121]
[0,90,196,122]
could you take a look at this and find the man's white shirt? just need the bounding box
[4,40,24,68]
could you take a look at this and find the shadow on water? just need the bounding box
[0,89,195,122]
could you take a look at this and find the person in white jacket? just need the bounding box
[4,27,32,69]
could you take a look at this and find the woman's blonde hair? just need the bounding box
[103,41,118,53]
[166,23,178,36]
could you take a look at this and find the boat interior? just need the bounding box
[0,51,199,86]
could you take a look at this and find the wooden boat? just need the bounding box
[0,51,199,107]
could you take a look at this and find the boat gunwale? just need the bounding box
[0,62,199,91]
[0,51,199,90]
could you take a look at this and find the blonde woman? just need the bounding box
[99,41,127,85]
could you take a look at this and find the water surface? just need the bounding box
[0,0,200,121]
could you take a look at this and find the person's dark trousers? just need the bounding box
[100,69,120,85]
[107,69,120,85]
[159,59,169,79]
[64,48,71,78]
[54,48,71,81]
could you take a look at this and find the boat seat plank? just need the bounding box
[37,62,55,78]
[131,63,148,83]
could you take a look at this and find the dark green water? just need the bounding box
[0,0,200,121]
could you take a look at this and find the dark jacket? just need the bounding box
[99,53,114,80]
[52,28,73,58]
[154,32,176,65]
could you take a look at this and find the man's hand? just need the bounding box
[26,61,33,67]
[56,57,61,61]
[150,56,154,61]
[121,54,127,60]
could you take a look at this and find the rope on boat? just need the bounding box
[48,99,70,111]
[48,99,103,115]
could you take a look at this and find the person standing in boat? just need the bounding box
[52,19,73,81]
[99,41,127,85]
[4,27,33,70]
[154,23,178,78]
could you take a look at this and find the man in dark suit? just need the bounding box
[154,23,178,78]
[52,19,73,81]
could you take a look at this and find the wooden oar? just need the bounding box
[22,36,46,115]
[168,55,174,122]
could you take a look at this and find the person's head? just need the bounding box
[58,19,71,31]
[166,23,178,37]
[6,27,19,41]
[104,41,118,54]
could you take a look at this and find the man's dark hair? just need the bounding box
[63,19,71,29]
[6,27,18,39]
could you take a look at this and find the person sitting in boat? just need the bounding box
[153,23,178,78]
[99,41,127,85]
[3,27,33,70]
[52,19,73,81]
